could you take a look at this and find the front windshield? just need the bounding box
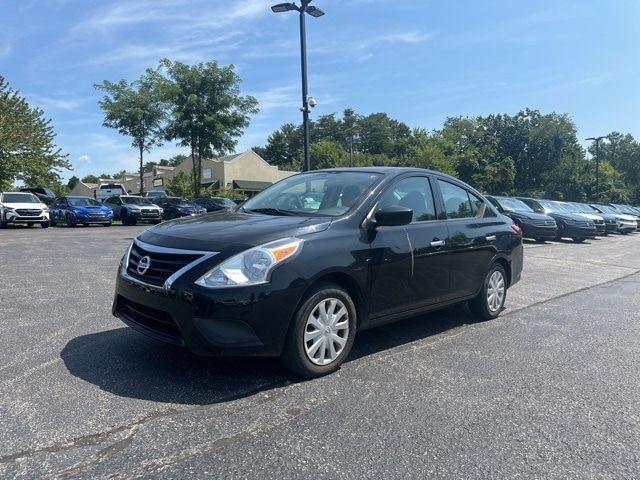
[614,204,637,214]
[551,202,573,213]
[594,204,616,214]
[569,203,587,213]
[122,197,152,205]
[1,193,40,204]
[241,171,382,217]
[537,200,562,213]
[68,197,101,207]
[166,197,187,205]
[496,197,533,213]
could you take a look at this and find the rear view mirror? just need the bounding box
[373,206,413,227]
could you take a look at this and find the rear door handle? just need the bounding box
[486,235,496,241]
[430,239,446,247]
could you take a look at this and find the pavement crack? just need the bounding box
[0,377,293,472]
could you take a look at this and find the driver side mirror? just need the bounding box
[372,206,413,228]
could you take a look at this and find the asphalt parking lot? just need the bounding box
[1,226,639,479]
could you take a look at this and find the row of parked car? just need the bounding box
[1,188,639,239]
[0,190,237,228]
[486,196,640,242]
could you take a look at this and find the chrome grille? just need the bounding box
[126,242,203,287]
[15,209,42,217]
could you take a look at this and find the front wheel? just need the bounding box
[281,284,356,378]
[572,237,585,243]
[469,264,507,321]
[41,221,50,228]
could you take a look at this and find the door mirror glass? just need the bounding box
[374,206,413,227]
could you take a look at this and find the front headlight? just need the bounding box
[195,237,304,288]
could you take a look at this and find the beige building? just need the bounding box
[70,150,297,197]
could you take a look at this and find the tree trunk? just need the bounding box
[191,143,197,196]
[139,144,144,195]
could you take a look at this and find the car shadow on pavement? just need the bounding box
[60,305,478,406]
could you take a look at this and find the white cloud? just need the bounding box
[77,154,91,164]
[26,93,84,112]
[250,84,300,112]
[356,30,433,51]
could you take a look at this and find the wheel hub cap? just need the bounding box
[304,298,349,366]
[487,270,505,313]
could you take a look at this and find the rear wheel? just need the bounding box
[469,264,507,321]
[281,283,356,378]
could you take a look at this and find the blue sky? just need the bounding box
[1,0,639,181]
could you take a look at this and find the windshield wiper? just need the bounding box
[242,207,298,216]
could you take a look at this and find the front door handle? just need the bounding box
[430,239,446,247]
[486,235,497,241]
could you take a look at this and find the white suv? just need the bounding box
[0,192,50,228]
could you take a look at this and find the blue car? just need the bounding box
[50,196,114,227]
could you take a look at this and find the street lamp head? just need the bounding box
[305,5,325,17]
[271,2,298,13]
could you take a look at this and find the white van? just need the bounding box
[96,183,127,202]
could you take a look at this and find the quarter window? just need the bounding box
[378,177,437,223]
[438,180,479,219]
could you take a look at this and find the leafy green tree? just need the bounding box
[158,58,258,195]
[95,71,165,194]
[164,171,193,197]
[67,176,80,190]
[310,141,349,169]
[81,175,99,184]
[0,76,70,190]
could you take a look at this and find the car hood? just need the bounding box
[506,210,555,222]
[615,213,638,222]
[572,213,603,221]
[138,210,332,252]
[547,212,592,223]
[1,202,47,209]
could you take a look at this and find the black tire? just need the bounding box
[41,221,50,228]
[0,221,6,229]
[572,237,584,243]
[469,263,507,321]
[535,237,545,243]
[281,283,357,378]
[66,213,77,227]
[103,222,112,227]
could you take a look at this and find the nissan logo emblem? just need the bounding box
[137,256,151,275]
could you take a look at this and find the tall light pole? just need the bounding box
[586,136,607,200]
[271,1,324,172]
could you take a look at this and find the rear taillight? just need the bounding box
[511,223,523,237]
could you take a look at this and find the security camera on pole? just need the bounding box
[271,1,325,172]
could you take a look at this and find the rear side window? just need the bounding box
[438,180,478,219]
[378,177,437,223]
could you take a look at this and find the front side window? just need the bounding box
[378,177,437,222]
[438,180,478,219]
[241,171,382,217]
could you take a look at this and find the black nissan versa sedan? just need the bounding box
[486,195,557,241]
[113,168,523,377]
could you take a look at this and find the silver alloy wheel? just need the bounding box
[487,270,505,313]
[304,297,350,366]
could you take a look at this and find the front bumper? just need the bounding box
[3,210,49,224]
[112,263,307,357]
[594,223,606,235]
[520,224,557,240]
[130,211,162,223]
[559,224,597,239]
